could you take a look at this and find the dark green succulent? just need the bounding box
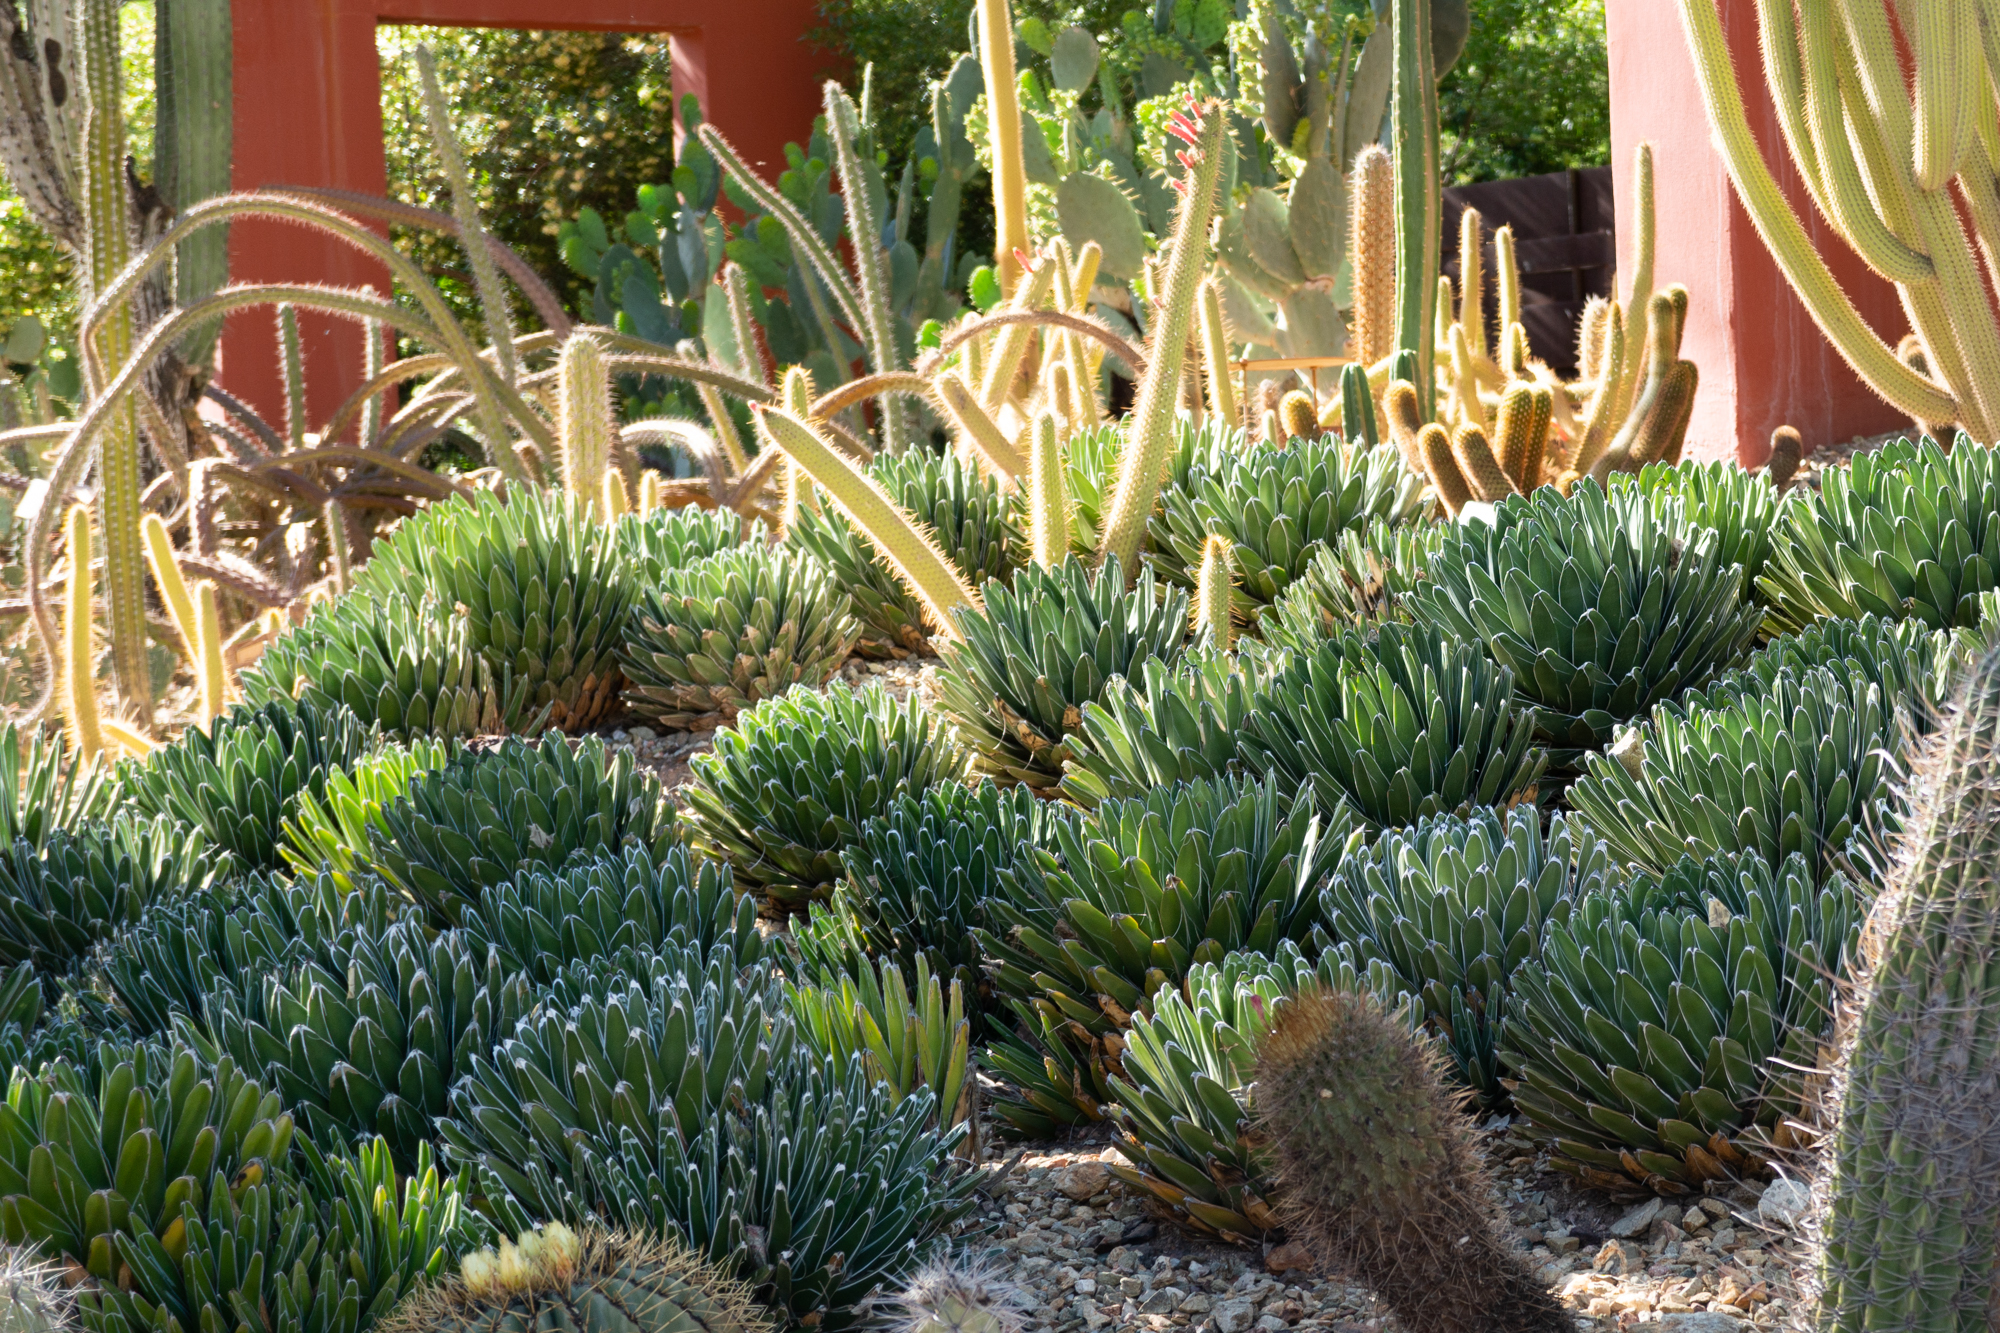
[1322,807,1615,1104]
[1612,457,1780,591]
[785,448,1021,656]
[791,780,1077,1021]
[618,544,861,729]
[1063,419,1226,559]
[1148,437,1421,627]
[1059,648,1278,807]
[1237,622,1547,830]
[936,554,1187,790]
[787,953,975,1137]
[980,776,1355,1132]
[78,1132,476,1333]
[0,721,113,850]
[1107,942,1408,1240]
[461,842,766,987]
[0,1043,296,1269]
[117,700,374,872]
[280,738,456,887]
[197,923,543,1168]
[0,816,225,987]
[1501,851,1861,1192]
[1261,520,1448,651]
[1566,662,1904,881]
[91,870,391,1037]
[245,488,631,736]
[680,681,967,911]
[367,734,673,928]
[1760,435,2000,634]
[1716,613,1964,739]
[615,505,755,578]
[438,948,977,1332]
[1406,479,1763,753]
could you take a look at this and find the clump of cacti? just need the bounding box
[1257,986,1571,1333]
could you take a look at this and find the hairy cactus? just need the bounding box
[556,332,616,516]
[1808,648,2000,1330]
[1257,987,1569,1333]
[1350,145,1396,371]
[891,1254,1029,1333]
[1391,0,1442,413]
[0,1244,74,1333]
[382,1225,770,1333]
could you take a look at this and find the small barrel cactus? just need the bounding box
[0,1245,75,1333]
[381,1224,770,1333]
[891,1254,1029,1333]
[1256,987,1569,1333]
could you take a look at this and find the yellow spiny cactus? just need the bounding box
[1350,145,1397,369]
[63,505,104,763]
[1027,411,1071,568]
[1493,381,1553,492]
[1494,224,1521,339]
[1572,301,1627,477]
[1198,275,1239,430]
[1419,424,1471,516]
[1458,207,1487,361]
[1194,534,1235,649]
[1450,423,1518,503]
[1383,379,1429,477]
[557,331,615,517]
[140,514,197,657]
[639,470,664,516]
[194,580,225,723]
[1279,391,1319,444]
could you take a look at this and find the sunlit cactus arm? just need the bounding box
[1027,411,1071,567]
[557,331,614,515]
[1351,145,1397,370]
[63,504,104,763]
[414,45,519,391]
[934,372,1027,480]
[1391,0,1441,413]
[978,256,1059,408]
[825,81,910,453]
[976,0,1029,294]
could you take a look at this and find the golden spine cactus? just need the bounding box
[978,250,1058,409]
[1027,412,1071,568]
[1257,988,1570,1333]
[1494,223,1521,337]
[1350,144,1397,369]
[1767,423,1804,486]
[1447,323,1484,435]
[140,514,198,656]
[63,505,103,763]
[935,372,1027,480]
[1098,100,1227,573]
[1435,275,1457,365]
[1500,322,1530,381]
[1194,534,1235,649]
[1572,301,1627,477]
[1611,142,1656,425]
[975,0,1028,294]
[602,470,630,521]
[1594,290,1699,480]
[1457,206,1487,360]
[1419,423,1471,516]
[1043,359,1077,438]
[1198,275,1239,429]
[1493,381,1553,492]
[1279,390,1319,444]
[194,580,224,724]
[1382,379,1428,477]
[757,405,980,638]
[638,470,663,516]
[1450,423,1518,502]
[892,1255,1029,1333]
[1576,296,1611,385]
[557,331,615,517]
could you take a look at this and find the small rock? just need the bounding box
[1592,1240,1645,1275]
[1120,1277,1146,1298]
[1074,1280,1097,1297]
[1142,1288,1185,1315]
[1061,1162,1112,1202]
[1708,1227,1737,1250]
[1657,1314,1744,1333]
[1683,1207,1709,1231]
[628,725,657,741]
[1758,1178,1811,1227]
[1264,1243,1313,1275]
[1179,1294,1214,1314]
[1213,1297,1259,1333]
[1016,1234,1050,1257]
[1697,1197,1731,1220]
[1610,1197,1666,1238]
[1549,1235,1581,1255]
[1253,1317,1288,1333]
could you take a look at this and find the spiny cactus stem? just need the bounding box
[1098,102,1226,574]
[1198,276,1239,429]
[1420,422,1470,515]
[824,82,910,454]
[1351,145,1397,370]
[978,256,1058,409]
[1458,206,1487,360]
[1613,142,1656,424]
[557,331,615,517]
[278,303,308,452]
[639,470,664,515]
[194,579,224,723]
[413,45,518,391]
[757,405,980,639]
[697,382,752,475]
[361,300,386,443]
[1572,300,1626,477]
[140,514,198,656]
[63,504,104,763]
[1392,0,1441,416]
[1494,224,1521,337]
[1195,534,1235,648]
[976,0,1030,294]
[935,372,1027,481]
[1027,411,1071,567]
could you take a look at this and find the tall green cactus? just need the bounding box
[78,0,151,727]
[823,81,910,455]
[155,0,233,367]
[1097,101,1226,573]
[975,0,1029,295]
[1391,0,1441,418]
[1811,649,2000,1330]
[1678,0,1996,440]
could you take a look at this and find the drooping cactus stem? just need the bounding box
[1027,410,1071,568]
[935,372,1028,481]
[1099,100,1226,573]
[557,331,615,516]
[755,406,980,639]
[1194,534,1235,649]
[975,0,1029,295]
[1198,275,1239,429]
[979,255,1058,409]
[62,504,103,763]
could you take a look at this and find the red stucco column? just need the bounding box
[1606,0,1908,466]
[222,0,825,436]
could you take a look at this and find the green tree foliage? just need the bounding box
[1439,0,1609,184]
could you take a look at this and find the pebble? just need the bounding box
[1610,1197,1666,1238]
[1757,1179,1811,1228]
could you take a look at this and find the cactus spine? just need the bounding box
[1257,987,1569,1333]
[78,0,151,729]
[1391,0,1442,415]
[1198,276,1238,429]
[893,1255,1029,1333]
[975,0,1029,295]
[756,405,979,639]
[1809,651,2000,1331]
[62,504,103,763]
[1382,378,1427,478]
[1027,411,1070,568]
[1419,423,1470,515]
[557,331,615,516]
[1194,534,1235,649]
[638,470,664,516]
[1098,101,1226,573]
[0,1243,75,1333]
[1350,145,1397,370]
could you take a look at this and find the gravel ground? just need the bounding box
[956,1115,1813,1333]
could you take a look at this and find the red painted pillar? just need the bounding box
[1606,0,1908,466]
[219,0,827,436]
